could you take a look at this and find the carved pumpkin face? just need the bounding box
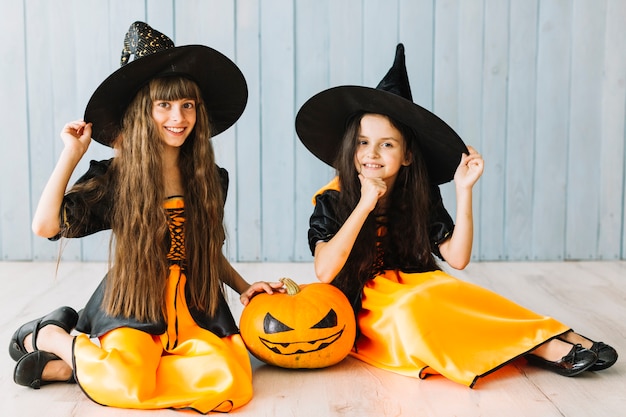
[239,277,356,368]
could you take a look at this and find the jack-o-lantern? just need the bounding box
[239,277,356,369]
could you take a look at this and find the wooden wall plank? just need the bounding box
[504,0,539,260]
[260,0,295,261]
[400,0,435,110]
[479,0,509,260]
[457,0,485,260]
[0,0,31,260]
[75,0,127,262]
[598,0,626,260]
[328,0,363,86]
[363,0,398,85]
[52,0,94,262]
[146,0,174,33]
[433,0,461,243]
[25,1,77,261]
[235,0,263,261]
[294,0,332,261]
[565,0,607,260]
[531,0,572,260]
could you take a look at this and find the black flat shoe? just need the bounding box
[13,350,75,389]
[588,341,618,371]
[9,306,79,361]
[526,344,598,377]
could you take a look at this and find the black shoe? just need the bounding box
[588,341,618,371]
[526,344,598,377]
[13,350,75,389]
[9,306,79,361]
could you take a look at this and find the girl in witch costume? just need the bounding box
[9,22,282,413]
[295,44,617,388]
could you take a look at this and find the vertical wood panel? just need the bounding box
[294,0,332,261]
[505,0,538,260]
[532,0,572,260]
[26,1,77,261]
[260,0,295,260]
[400,0,435,110]
[598,0,626,260]
[479,0,509,260]
[457,0,484,260]
[566,0,607,259]
[433,0,461,235]
[362,0,398,85]
[0,0,31,260]
[328,0,363,86]
[76,0,127,262]
[146,0,174,32]
[235,0,263,261]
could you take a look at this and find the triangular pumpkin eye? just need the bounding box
[311,309,337,329]
[263,313,294,334]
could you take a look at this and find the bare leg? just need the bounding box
[529,337,577,361]
[558,331,593,349]
[23,325,74,382]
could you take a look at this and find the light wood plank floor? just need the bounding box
[1,261,624,417]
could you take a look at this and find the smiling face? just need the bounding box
[354,113,412,188]
[151,98,197,149]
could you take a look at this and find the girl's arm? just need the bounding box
[438,146,484,270]
[32,121,92,238]
[218,253,284,305]
[314,174,385,283]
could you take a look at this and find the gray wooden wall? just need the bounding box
[1,0,625,263]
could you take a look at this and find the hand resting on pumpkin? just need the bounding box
[239,281,286,306]
[216,253,285,305]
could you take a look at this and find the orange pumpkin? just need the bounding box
[239,277,356,369]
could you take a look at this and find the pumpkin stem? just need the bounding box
[279,277,301,295]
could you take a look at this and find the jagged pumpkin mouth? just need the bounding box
[257,327,346,355]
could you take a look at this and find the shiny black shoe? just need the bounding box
[13,350,75,389]
[588,341,618,371]
[526,344,598,377]
[9,306,79,361]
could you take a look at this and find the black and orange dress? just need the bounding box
[308,177,570,388]
[53,159,252,413]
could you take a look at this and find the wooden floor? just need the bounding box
[0,260,624,417]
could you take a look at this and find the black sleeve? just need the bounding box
[50,159,114,241]
[428,185,455,258]
[217,166,229,205]
[307,190,343,255]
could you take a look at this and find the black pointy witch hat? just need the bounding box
[295,43,467,185]
[84,21,247,147]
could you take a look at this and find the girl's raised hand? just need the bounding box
[239,281,285,306]
[358,173,387,212]
[454,146,484,189]
[61,120,92,156]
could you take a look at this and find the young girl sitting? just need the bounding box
[295,43,617,387]
[9,22,280,413]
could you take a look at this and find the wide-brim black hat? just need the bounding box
[84,22,247,146]
[295,44,467,185]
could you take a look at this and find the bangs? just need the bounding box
[149,76,202,103]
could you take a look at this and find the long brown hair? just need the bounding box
[76,76,226,322]
[331,112,440,301]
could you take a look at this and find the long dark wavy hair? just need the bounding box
[68,76,226,322]
[331,112,441,301]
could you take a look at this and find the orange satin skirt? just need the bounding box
[73,265,252,413]
[351,270,570,387]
